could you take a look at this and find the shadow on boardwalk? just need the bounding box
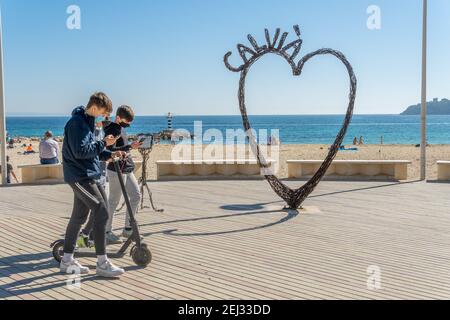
[0,251,144,299]
[0,252,62,298]
[136,181,420,238]
[136,206,299,237]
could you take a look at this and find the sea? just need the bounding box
[5,115,450,145]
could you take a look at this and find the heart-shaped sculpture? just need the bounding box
[224,25,357,210]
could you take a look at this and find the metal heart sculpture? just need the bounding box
[224,25,357,210]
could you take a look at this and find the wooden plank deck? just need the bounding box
[0,179,450,300]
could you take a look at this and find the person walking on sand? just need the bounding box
[353,137,358,145]
[60,92,126,278]
[0,156,19,184]
[359,136,364,145]
[8,138,14,149]
[39,131,60,165]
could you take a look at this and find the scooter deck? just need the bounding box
[73,248,127,259]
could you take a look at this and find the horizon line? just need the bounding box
[5,113,412,117]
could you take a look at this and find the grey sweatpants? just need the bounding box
[106,169,141,232]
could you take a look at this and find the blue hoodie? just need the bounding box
[62,106,112,183]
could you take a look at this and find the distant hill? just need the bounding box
[401,98,450,115]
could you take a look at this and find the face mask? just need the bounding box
[102,120,112,127]
[96,116,105,123]
[119,122,130,128]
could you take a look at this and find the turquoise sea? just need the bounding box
[5,115,450,145]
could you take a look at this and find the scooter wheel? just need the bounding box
[52,240,65,263]
[131,243,152,267]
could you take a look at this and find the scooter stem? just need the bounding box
[112,157,141,247]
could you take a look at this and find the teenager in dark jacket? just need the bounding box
[60,92,126,278]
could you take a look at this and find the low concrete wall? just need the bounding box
[156,159,276,180]
[287,160,411,181]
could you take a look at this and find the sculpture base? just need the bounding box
[265,205,321,214]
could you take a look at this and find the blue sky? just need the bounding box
[1,0,450,116]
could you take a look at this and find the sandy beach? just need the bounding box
[5,138,450,183]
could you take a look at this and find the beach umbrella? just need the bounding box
[420,0,428,180]
[0,9,7,185]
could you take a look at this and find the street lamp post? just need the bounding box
[0,10,7,186]
[420,0,428,181]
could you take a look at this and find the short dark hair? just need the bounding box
[86,92,113,113]
[116,105,135,122]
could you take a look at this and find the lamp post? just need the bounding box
[420,0,428,181]
[0,10,7,186]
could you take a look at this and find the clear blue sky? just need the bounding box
[1,0,450,116]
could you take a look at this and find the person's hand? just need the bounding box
[104,135,118,147]
[112,151,127,160]
[131,141,143,149]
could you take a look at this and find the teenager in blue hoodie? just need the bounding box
[60,92,126,278]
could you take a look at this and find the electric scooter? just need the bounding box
[51,157,152,267]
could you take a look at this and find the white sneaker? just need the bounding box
[60,259,90,275]
[96,260,125,278]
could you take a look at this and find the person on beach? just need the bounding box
[60,92,126,278]
[8,138,14,149]
[24,144,36,154]
[0,156,19,184]
[39,131,60,165]
[104,105,143,244]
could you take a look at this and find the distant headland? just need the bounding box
[401,98,450,115]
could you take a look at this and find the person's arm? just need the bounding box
[108,143,132,152]
[67,120,107,160]
[52,140,60,158]
[110,135,142,151]
[99,149,113,161]
[11,170,19,183]
[103,126,132,152]
[7,164,18,183]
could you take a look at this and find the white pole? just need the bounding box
[420,0,427,181]
[0,9,7,186]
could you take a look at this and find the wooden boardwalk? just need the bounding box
[0,179,450,300]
